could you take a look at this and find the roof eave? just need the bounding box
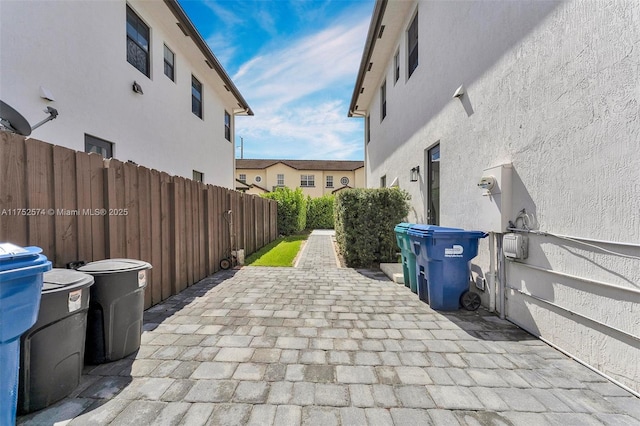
[348,0,387,117]
[164,0,254,116]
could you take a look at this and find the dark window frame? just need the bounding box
[164,44,175,81]
[192,75,203,118]
[126,5,150,77]
[85,134,114,158]
[380,80,387,121]
[408,11,419,78]
[366,115,371,143]
[224,111,231,141]
[193,170,204,183]
[394,49,400,84]
[380,175,386,188]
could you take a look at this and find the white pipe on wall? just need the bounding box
[497,234,506,320]
[488,232,496,313]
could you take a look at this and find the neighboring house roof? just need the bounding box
[163,0,253,116]
[235,179,251,189]
[331,185,353,194]
[236,159,364,171]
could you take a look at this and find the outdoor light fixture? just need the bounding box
[410,166,420,182]
[132,81,143,95]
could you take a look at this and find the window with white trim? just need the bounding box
[277,174,285,186]
[300,175,315,187]
[326,176,334,188]
[239,174,246,182]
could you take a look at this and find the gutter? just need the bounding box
[164,0,254,116]
[348,0,387,117]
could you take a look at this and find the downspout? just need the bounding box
[488,232,496,313]
[497,233,506,319]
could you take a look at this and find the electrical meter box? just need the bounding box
[477,163,512,233]
[503,233,528,259]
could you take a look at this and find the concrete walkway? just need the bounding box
[19,231,640,425]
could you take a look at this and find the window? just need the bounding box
[126,6,150,77]
[366,115,371,143]
[300,175,315,187]
[224,111,231,141]
[326,176,334,188]
[164,44,175,81]
[380,80,387,121]
[380,175,386,188]
[340,177,350,186]
[192,75,202,118]
[239,174,246,182]
[277,174,285,186]
[255,176,262,183]
[394,49,400,83]
[85,134,114,158]
[408,12,419,78]
[193,170,204,182]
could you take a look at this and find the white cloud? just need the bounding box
[232,12,370,160]
[234,17,370,108]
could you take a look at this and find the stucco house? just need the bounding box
[0,0,252,187]
[235,159,365,197]
[350,0,639,394]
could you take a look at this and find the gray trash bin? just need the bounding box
[18,268,94,413]
[78,259,151,364]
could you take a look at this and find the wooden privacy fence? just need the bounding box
[0,132,278,309]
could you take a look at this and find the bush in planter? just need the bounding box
[306,194,335,230]
[262,187,307,235]
[334,188,410,267]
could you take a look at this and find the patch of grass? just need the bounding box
[245,233,308,267]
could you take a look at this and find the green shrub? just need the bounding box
[334,188,410,267]
[262,187,307,235]
[306,194,335,230]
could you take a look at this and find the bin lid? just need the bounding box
[429,229,488,239]
[0,243,49,273]
[407,225,463,238]
[394,222,414,233]
[42,268,94,292]
[78,258,152,275]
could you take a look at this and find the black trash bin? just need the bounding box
[18,268,93,413]
[78,259,151,364]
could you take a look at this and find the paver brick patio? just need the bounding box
[17,230,640,425]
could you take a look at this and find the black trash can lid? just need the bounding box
[43,268,94,292]
[78,259,152,275]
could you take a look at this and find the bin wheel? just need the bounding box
[461,291,481,311]
[220,258,232,270]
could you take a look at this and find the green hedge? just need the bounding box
[262,187,307,236]
[306,195,335,230]
[334,188,410,267]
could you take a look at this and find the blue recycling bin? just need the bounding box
[409,228,486,310]
[394,223,417,292]
[408,225,462,303]
[0,243,51,426]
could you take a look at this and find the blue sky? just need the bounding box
[178,0,374,161]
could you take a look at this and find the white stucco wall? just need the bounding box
[0,0,239,187]
[362,0,640,392]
